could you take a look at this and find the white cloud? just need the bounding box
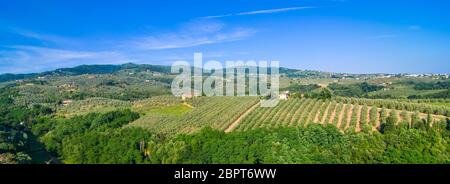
[0,46,131,73]
[237,7,315,15]
[0,20,258,73]
[200,6,316,19]
[9,28,80,46]
[127,20,256,50]
[201,14,234,19]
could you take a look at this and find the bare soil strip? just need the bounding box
[328,104,338,125]
[345,104,354,130]
[321,103,332,124]
[313,102,325,123]
[224,101,261,133]
[289,100,308,126]
[336,104,346,128]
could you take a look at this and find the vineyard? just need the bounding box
[128,96,449,135]
[129,96,260,134]
[132,95,185,114]
[233,98,448,132]
[335,97,450,116]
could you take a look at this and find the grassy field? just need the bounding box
[132,95,185,114]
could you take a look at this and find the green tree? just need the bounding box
[317,88,333,100]
[426,113,433,130]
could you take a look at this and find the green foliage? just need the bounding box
[142,125,450,164]
[409,80,450,90]
[237,97,448,133]
[370,106,378,126]
[1,63,450,164]
[360,105,369,126]
[382,110,399,133]
[335,97,450,116]
[132,95,184,115]
[380,108,388,123]
[328,82,382,97]
[318,88,333,100]
[41,109,140,156]
[61,128,152,164]
[0,86,55,163]
[0,152,32,164]
[409,89,450,99]
[0,73,38,83]
[57,97,132,117]
[281,84,320,94]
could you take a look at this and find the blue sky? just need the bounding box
[1,0,450,74]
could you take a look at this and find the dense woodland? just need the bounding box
[1,64,449,164]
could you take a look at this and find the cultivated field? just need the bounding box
[128,96,448,135]
[129,96,260,134]
[233,98,448,132]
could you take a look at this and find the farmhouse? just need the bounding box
[279,91,290,100]
[181,94,193,101]
[181,89,202,100]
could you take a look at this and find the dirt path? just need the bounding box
[328,104,338,125]
[289,100,309,126]
[321,103,332,124]
[345,104,354,130]
[313,102,325,123]
[336,104,346,128]
[183,102,194,108]
[224,101,260,133]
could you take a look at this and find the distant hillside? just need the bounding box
[0,63,334,83]
[280,67,332,78]
[0,73,39,83]
[0,63,173,83]
[45,63,172,76]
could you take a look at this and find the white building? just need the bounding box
[279,91,290,100]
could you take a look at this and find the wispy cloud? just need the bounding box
[238,7,315,15]
[0,18,258,73]
[200,6,316,19]
[0,19,257,73]
[127,20,256,50]
[0,46,130,73]
[8,28,80,46]
[201,14,234,19]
